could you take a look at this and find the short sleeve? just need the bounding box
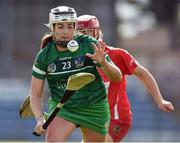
[32,51,47,80]
[120,49,138,74]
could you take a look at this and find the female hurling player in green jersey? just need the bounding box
[30,6,122,142]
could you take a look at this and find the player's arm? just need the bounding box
[30,76,46,134]
[86,42,122,82]
[30,76,45,120]
[99,57,121,82]
[133,63,174,112]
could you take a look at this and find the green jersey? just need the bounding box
[32,34,108,107]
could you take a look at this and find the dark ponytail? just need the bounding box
[40,34,53,49]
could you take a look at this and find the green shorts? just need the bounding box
[48,98,110,135]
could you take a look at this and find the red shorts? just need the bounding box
[108,116,132,142]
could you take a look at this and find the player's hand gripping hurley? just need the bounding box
[33,72,95,136]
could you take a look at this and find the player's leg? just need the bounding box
[105,132,113,142]
[81,127,106,142]
[80,99,110,142]
[46,116,76,142]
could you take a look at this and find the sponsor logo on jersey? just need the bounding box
[47,63,56,73]
[59,56,72,61]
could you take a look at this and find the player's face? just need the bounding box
[79,29,93,37]
[53,22,75,41]
[78,28,99,39]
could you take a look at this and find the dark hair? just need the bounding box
[40,34,53,49]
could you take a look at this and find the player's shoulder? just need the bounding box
[107,46,130,55]
[41,40,54,51]
[118,48,132,55]
[107,46,136,63]
[37,41,54,58]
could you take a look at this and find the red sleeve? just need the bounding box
[119,49,138,74]
[98,46,138,82]
[108,48,138,75]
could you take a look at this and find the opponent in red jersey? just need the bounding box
[77,15,174,142]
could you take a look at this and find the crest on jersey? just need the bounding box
[74,57,84,68]
[47,63,56,73]
[113,125,121,134]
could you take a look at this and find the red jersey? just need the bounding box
[98,45,138,120]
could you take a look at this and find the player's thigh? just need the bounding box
[46,116,77,142]
[105,133,113,142]
[81,127,106,142]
